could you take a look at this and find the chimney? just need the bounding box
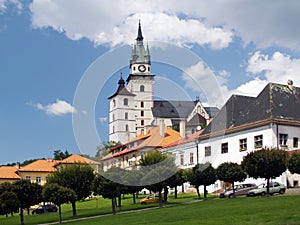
[288,80,293,91]
[159,119,165,137]
[179,120,186,138]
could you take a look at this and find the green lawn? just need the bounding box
[1,194,300,225]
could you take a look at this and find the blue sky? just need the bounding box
[1,0,300,164]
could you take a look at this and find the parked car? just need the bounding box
[32,204,58,214]
[140,193,165,204]
[247,182,286,197]
[219,183,257,198]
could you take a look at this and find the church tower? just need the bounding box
[127,21,155,136]
[108,75,136,144]
[109,21,154,144]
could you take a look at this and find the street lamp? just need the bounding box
[194,138,199,165]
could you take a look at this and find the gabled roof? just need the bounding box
[19,159,58,172]
[152,100,219,119]
[101,126,181,161]
[187,113,206,127]
[202,82,300,137]
[0,166,20,180]
[57,154,100,166]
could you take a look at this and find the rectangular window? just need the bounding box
[221,143,228,154]
[293,137,299,148]
[25,176,31,181]
[189,153,194,164]
[205,146,211,157]
[279,133,288,146]
[180,154,184,165]
[254,135,263,149]
[36,177,42,184]
[239,138,247,151]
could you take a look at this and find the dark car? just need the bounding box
[32,204,58,214]
[219,183,257,198]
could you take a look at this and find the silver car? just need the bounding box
[219,183,257,198]
[247,182,286,197]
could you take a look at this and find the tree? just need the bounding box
[167,169,186,199]
[195,163,216,199]
[288,152,300,174]
[241,148,288,196]
[47,164,95,216]
[139,151,177,208]
[216,162,246,198]
[53,150,71,160]
[0,191,19,217]
[93,174,120,215]
[12,180,43,225]
[42,183,77,223]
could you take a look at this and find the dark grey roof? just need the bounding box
[152,100,197,119]
[204,107,220,118]
[202,82,300,136]
[187,113,206,127]
[108,77,135,99]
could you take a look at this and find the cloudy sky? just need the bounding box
[1,0,300,164]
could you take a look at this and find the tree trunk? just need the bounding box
[132,193,136,204]
[58,205,62,224]
[19,208,24,225]
[232,182,236,198]
[196,186,200,199]
[174,186,178,199]
[118,194,121,212]
[111,198,116,215]
[163,186,168,203]
[27,208,30,215]
[204,185,207,199]
[267,178,270,196]
[159,191,163,208]
[71,201,76,217]
[182,184,185,193]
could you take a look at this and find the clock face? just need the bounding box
[138,65,146,72]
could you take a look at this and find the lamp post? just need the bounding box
[194,138,199,165]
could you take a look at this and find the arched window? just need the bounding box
[125,112,128,120]
[141,120,144,126]
[125,125,129,132]
[141,110,144,117]
[140,101,144,108]
[112,114,115,121]
[113,99,116,107]
[140,85,145,92]
[133,66,136,71]
[123,98,128,106]
[112,126,115,133]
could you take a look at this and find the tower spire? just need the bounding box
[136,20,144,42]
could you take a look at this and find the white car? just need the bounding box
[247,182,286,197]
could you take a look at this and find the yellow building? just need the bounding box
[18,159,59,186]
[0,166,20,184]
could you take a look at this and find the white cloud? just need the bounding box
[247,51,300,86]
[35,99,77,116]
[29,1,232,49]
[99,117,107,123]
[28,0,300,50]
[0,0,22,13]
[183,61,231,107]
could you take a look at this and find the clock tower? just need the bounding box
[127,21,155,136]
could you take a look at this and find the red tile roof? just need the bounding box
[19,159,58,172]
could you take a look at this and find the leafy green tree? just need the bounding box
[0,191,19,217]
[288,152,300,174]
[48,164,95,216]
[166,169,186,199]
[122,170,143,204]
[93,174,120,215]
[241,148,288,195]
[42,183,77,223]
[12,180,43,225]
[53,150,71,160]
[216,162,246,197]
[195,163,216,199]
[139,151,177,208]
